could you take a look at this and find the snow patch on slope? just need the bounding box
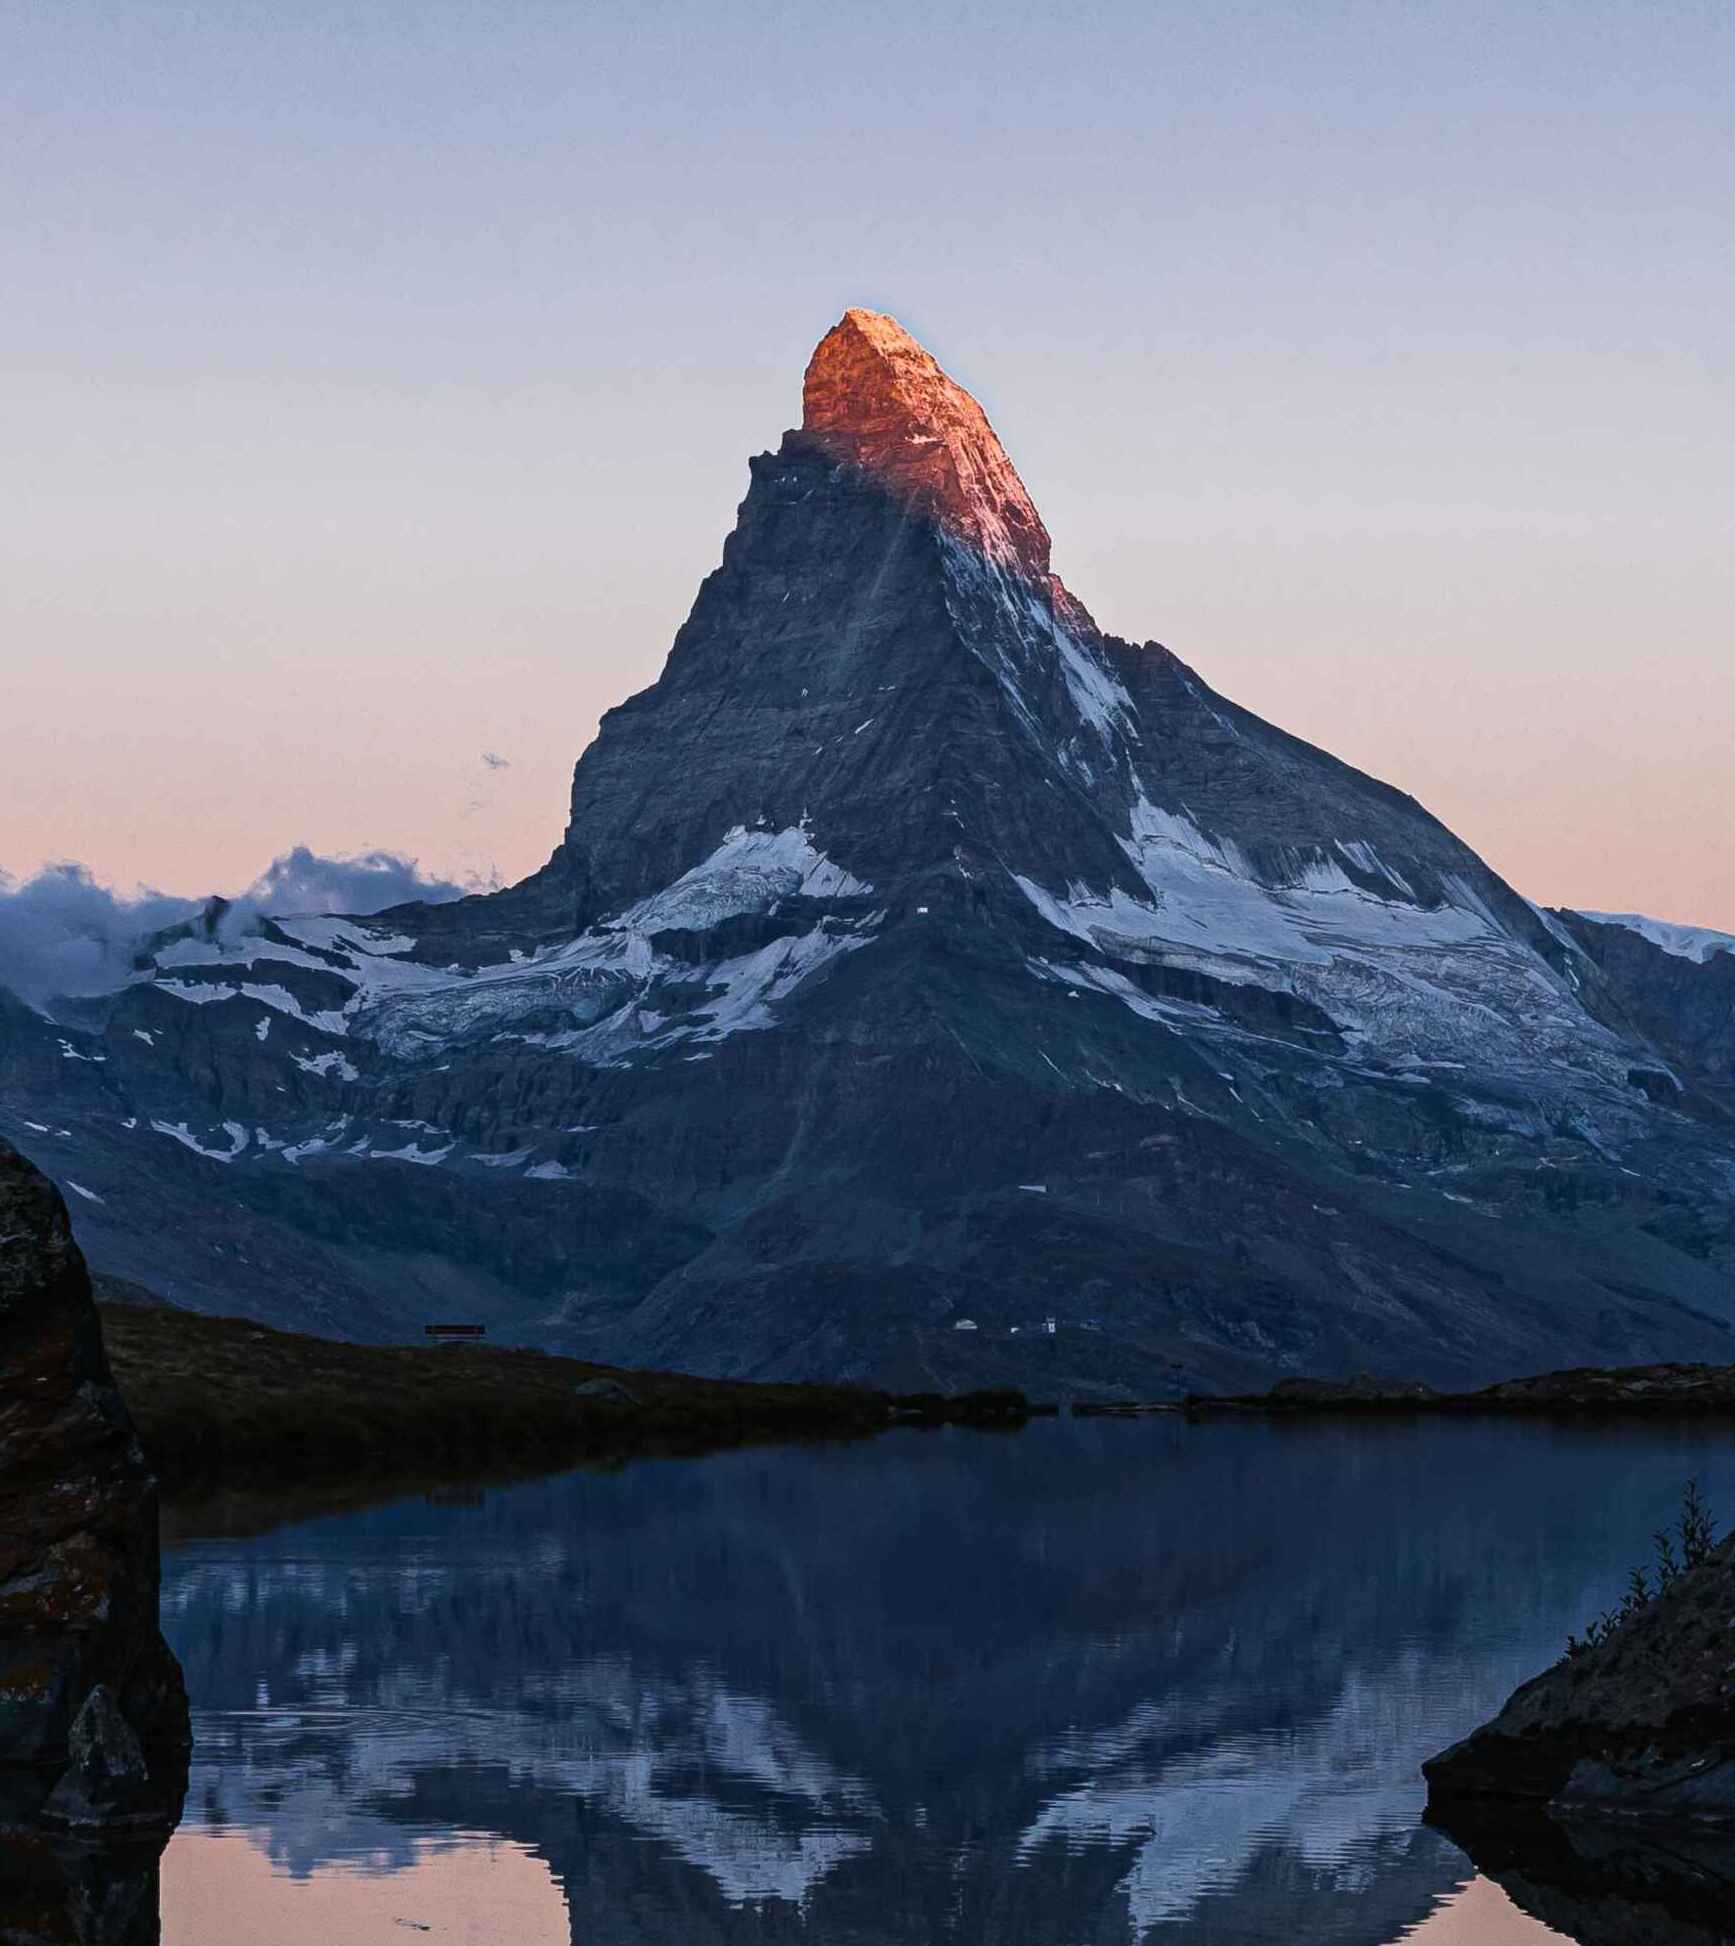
[694,925,874,1040]
[292,1049,360,1082]
[939,533,1135,758]
[367,1140,454,1165]
[613,825,871,934]
[1018,802,1490,976]
[155,977,349,1035]
[1116,800,1493,963]
[151,1119,250,1162]
[141,828,877,1068]
[69,832,872,1180]
[1016,799,1637,1095]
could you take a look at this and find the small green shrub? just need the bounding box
[1566,1478,1719,1659]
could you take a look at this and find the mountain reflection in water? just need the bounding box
[154,1418,1735,1944]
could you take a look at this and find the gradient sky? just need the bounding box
[7,0,1732,926]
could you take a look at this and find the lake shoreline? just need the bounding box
[1178,1362,1735,1419]
[101,1298,1735,1507]
[100,1302,1041,1492]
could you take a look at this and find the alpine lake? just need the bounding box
[149,1414,1735,1944]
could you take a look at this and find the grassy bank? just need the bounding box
[98,1303,1043,1488]
[98,1302,895,1487]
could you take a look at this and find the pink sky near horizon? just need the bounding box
[159,1825,1566,1945]
[6,1,1731,931]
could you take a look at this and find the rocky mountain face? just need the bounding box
[4,311,1734,1396]
[1562,911,1735,1113]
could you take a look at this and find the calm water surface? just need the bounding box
[155,1417,1735,1944]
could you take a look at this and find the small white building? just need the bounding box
[953,1318,978,1332]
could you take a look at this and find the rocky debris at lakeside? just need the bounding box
[1193,1373,1444,1411]
[888,1387,1052,1426]
[1424,1530,1735,1824]
[1070,1400,1186,1418]
[1184,1361,1735,1416]
[1471,1363,1735,1411]
[0,1138,188,1944]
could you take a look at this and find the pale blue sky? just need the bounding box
[6,0,1732,924]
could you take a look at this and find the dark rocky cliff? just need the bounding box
[1562,910,1735,1112]
[0,1139,188,1836]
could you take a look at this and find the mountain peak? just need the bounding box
[802,308,1054,585]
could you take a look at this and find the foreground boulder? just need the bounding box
[1425,1533,1735,1820]
[0,1139,188,1835]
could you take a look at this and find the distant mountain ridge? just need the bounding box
[1577,909,1735,964]
[3,310,1732,1396]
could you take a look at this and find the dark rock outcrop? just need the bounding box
[0,1829,168,1946]
[1470,1362,1735,1413]
[0,1139,188,1836]
[1192,1359,1735,1416]
[1425,1533,1735,1821]
[1192,1374,1444,1412]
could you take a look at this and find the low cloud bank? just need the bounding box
[236,846,468,919]
[0,847,470,1008]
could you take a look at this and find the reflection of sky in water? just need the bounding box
[158,1419,1735,1943]
[162,1828,569,1944]
[1397,1878,1572,1944]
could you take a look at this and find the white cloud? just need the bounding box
[0,848,472,1008]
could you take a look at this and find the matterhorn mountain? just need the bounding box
[5,310,1733,1395]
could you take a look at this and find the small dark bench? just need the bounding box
[424,1323,487,1344]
